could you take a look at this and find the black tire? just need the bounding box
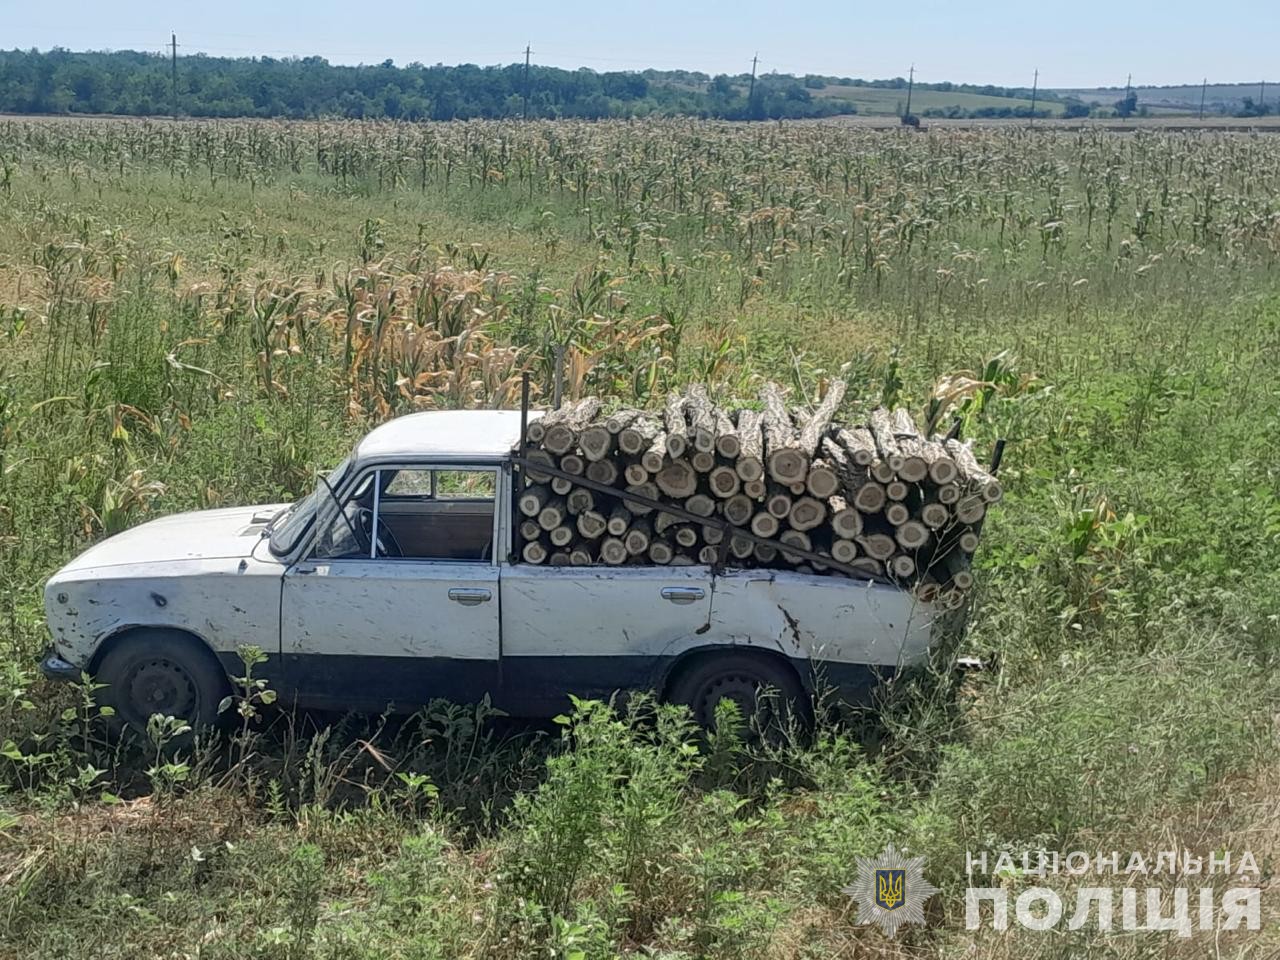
[666,651,808,733]
[95,630,230,735]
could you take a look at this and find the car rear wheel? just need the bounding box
[666,651,807,734]
[95,631,230,735]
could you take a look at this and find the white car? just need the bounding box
[41,410,937,730]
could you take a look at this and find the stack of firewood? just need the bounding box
[513,383,1001,605]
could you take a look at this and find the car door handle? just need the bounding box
[661,586,705,605]
[448,587,492,606]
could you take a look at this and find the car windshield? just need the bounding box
[268,457,352,556]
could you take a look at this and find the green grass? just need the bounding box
[810,84,1064,116]
[0,118,1279,958]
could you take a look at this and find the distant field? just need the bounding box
[809,83,1063,116]
[1056,82,1272,112]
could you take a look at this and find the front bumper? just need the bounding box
[39,652,83,682]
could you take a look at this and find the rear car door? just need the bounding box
[279,464,502,711]
[499,564,713,714]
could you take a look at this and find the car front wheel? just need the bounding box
[95,630,230,734]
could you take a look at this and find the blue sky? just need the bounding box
[4,0,1275,88]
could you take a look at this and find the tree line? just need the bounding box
[0,48,1052,122]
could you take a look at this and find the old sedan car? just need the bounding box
[41,410,936,731]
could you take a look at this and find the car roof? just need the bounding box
[355,410,544,464]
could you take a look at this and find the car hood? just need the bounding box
[58,503,290,572]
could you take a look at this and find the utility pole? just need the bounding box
[170,33,178,118]
[1261,79,1267,113]
[747,52,758,112]
[1029,68,1038,125]
[904,64,915,116]
[522,43,531,120]
[1199,77,1207,120]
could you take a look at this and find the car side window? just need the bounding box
[312,473,375,560]
[374,468,496,562]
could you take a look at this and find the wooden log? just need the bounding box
[624,482,659,515]
[895,521,931,551]
[789,482,807,496]
[955,495,986,525]
[522,540,548,564]
[835,426,877,467]
[670,556,696,567]
[684,384,718,453]
[760,382,808,484]
[569,547,594,566]
[518,484,549,517]
[579,424,614,462]
[797,379,847,456]
[920,502,951,530]
[885,501,911,526]
[549,525,575,547]
[751,512,780,539]
[889,409,928,481]
[605,408,641,434]
[829,497,863,539]
[723,494,754,526]
[850,557,884,578]
[959,529,980,553]
[885,480,909,502]
[734,409,765,481]
[600,537,628,565]
[691,450,716,473]
[806,459,840,499]
[550,476,573,495]
[537,497,567,531]
[699,544,721,564]
[656,460,697,498]
[549,549,571,566]
[654,512,682,535]
[713,408,740,458]
[890,554,916,579]
[852,480,887,514]
[542,424,577,456]
[701,524,724,545]
[641,432,669,475]
[743,479,767,500]
[648,540,674,565]
[920,440,959,485]
[664,395,690,459]
[607,504,632,536]
[525,419,546,443]
[936,550,975,591]
[788,496,827,532]
[673,526,699,549]
[858,533,897,561]
[753,542,778,564]
[936,483,961,505]
[729,535,754,560]
[685,494,717,518]
[618,417,660,455]
[868,408,904,473]
[542,398,602,454]
[831,538,859,563]
[566,487,594,516]
[624,518,652,556]
[519,519,542,542]
[766,492,793,519]
[946,438,1002,502]
[623,461,649,486]
[913,579,942,604]
[708,465,741,498]
[576,510,607,540]
[871,460,897,484]
[779,529,812,563]
[524,449,554,483]
[585,458,618,486]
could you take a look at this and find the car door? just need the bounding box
[279,463,502,711]
[499,564,713,714]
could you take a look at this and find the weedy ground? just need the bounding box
[0,118,1278,959]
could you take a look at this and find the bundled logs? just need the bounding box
[515,384,1002,606]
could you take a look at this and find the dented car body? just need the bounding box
[42,410,938,719]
